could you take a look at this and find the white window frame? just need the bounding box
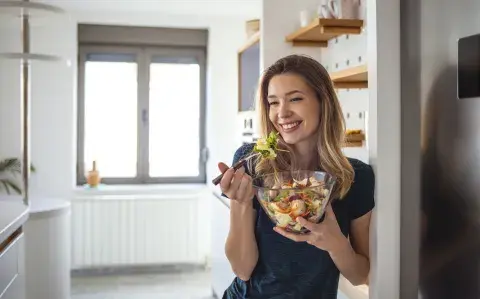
[77,44,207,185]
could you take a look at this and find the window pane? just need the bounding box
[149,61,200,177]
[83,59,138,178]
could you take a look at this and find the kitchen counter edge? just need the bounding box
[0,201,29,246]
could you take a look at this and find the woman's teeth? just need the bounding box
[281,121,301,130]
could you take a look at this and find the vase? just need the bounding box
[86,160,101,187]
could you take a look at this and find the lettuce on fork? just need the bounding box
[253,131,281,160]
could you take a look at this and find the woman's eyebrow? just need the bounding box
[267,90,304,99]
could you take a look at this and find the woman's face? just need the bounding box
[267,73,320,145]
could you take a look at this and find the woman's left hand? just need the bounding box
[273,204,348,253]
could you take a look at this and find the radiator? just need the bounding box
[71,193,208,270]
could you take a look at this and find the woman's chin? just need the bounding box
[281,134,300,145]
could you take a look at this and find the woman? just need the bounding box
[218,54,375,299]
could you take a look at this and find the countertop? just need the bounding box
[28,197,71,220]
[0,198,29,246]
[212,189,230,209]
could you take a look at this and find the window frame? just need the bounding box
[77,44,207,185]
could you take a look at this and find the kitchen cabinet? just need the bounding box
[238,32,260,112]
[0,199,29,299]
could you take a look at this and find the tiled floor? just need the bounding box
[71,269,215,299]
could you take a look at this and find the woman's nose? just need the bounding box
[278,101,291,118]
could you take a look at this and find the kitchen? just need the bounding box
[1,0,479,298]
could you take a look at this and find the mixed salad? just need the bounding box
[253,131,283,160]
[252,131,331,232]
[259,176,331,232]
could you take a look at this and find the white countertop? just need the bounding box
[212,189,230,209]
[0,197,29,246]
[28,197,71,220]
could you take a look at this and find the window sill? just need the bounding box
[74,183,208,198]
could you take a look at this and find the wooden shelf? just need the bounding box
[285,18,363,47]
[238,31,260,54]
[330,65,368,89]
[344,132,365,147]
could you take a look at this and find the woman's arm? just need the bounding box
[218,160,259,282]
[329,211,371,286]
[225,200,259,281]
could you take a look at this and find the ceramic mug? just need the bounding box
[300,9,311,27]
[335,0,361,19]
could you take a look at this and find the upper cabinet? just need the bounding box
[238,20,261,112]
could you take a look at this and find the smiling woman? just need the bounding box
[218,55,375,299]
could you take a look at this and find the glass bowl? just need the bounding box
[252,170,336,234]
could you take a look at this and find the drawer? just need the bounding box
[0,273,21,299]
[0,229,22,297]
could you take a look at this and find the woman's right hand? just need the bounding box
[218,162,254,206]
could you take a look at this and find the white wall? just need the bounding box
[0,18,22,158]
[261,0,322,69]
[0,13,77,199]
[321,25,369,164]
[366,0,401,298]
[29,16,78,198]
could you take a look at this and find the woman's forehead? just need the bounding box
[267,74,311,96]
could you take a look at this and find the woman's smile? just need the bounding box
[279,120,303,133]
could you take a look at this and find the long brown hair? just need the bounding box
[250,54,354,199]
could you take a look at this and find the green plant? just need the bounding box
[0,158,35,195]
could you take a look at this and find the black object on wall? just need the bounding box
[458,33,480,100]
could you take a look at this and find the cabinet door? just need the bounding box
[211,194,235,297]
[0,233,25,299]
[238,42,260,112]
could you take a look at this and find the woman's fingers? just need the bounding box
[217,162,229,174]
[229,167,245,194]
[236,174,251,200]
[219,167,235,194]
[296,217,318,232]
[247,176,255,199]
[273,227,311,242]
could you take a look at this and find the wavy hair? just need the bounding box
[249,54,354,199]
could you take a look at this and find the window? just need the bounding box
[77,46,206,184]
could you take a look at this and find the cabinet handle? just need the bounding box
[141,109,149,126]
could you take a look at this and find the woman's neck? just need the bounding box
[292,140,318,170]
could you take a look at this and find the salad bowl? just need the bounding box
[252,170,336,234]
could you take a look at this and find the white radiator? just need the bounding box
[71,192,209,270]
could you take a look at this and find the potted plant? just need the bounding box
[0,157,35,195]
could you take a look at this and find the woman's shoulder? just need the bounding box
[346,157,375,192]
[347,158,375,180]
[232,143,255,163]
[231,143,257,176]
[344,158,375,220]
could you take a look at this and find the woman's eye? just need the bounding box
[268,101,279,106]
[290,97,303,102]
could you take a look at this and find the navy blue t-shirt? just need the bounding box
[222,143,375,299]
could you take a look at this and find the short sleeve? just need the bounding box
[221,143,260,210]
[347,162,376,220]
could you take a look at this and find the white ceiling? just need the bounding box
[40,0,261,18]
